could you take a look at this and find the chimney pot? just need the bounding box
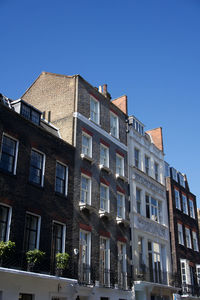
[103,84,107,95]
[98,85,102,93]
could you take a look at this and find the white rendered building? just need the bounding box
[128,116,177,300]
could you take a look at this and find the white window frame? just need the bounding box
[116,154,124,177]
[52,220,66,253]
[185,228,192,249]
[29,148,45,187]
[117,192,125,219]
[189,199,195,218]
[178,223,184,245]
[0,203,12,242]
[196,264,200,286]
[145,155,150,175]
[174,188,181,210]
[80,174,91,205]
[180,259,188,285]
[146,197,162,223]
[192,231,199,251]
[171,168,178,181]
[100,184,110,213]
[136,188,141,214]
[118,242,127,273]
[182,194,188,215]
[100,144,109,168]
[79,229,91,266]
[179,173,185,187]
[55,161,68,196]
[81,132,92,158]
[90,96,100,124]
[25,212,41,250]
[0,133,19,175]
[134,148,140,169]
[110,111,119,138]
[100,236,110,287]
[154,162,159,181]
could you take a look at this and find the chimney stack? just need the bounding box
[103,84,107,96]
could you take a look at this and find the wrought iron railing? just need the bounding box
[78,263,91,285]
[99,268,110,287]
[133,266,172,285]
[182,283,200,297]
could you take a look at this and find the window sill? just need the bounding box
[55,191,68,199]
[0,168,16,177]
[79,202,92,212]
[28,181,44,190]
[116,174,128,182]
[99,209,111,219]
[89,118,101,127]
[109,132,119,140]
[99,164,111,174]
[116,217,130,226]
[80,153,94,163]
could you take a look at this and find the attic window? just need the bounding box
[21,104,40,125]
[132,118,144,135]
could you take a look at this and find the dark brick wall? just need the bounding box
[0,103,75,272]
[166,175,200,284]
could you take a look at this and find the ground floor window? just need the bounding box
[19,294,33,300]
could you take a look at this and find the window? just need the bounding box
[154,162,159,181]
[178,223,184,245]
[196,265,200,285]
[148,241,164,284]
[79,230,91,283]
[0,134,18,174]
[174,189,181,210]
[116,154,124,176]
[117,192,125,219]
[21,103,40,125]
[180,260,187,285]
[145,155,150,175]
[185,228,192,248]
[192,231,199,251]
[100,184,109,212]
[52,222,65,257]
[80,175,91,205]
[182,194,188,215]
[29,149,45,186]
[82,133,92,158]
[100,144,109,167]
[110,112,119,138]
[24,213,40,251]
[146,196,162,223]
[138,236,144,271]
[179,173,185,187]
[118,242,127,289]
[189,199,195,218]
[0,204,11,242]
[90,96,99,124]
[19,294,33,300]
[136,188,141,214]
[55,162,68,195]
[134,148,139,168]
[171,168,177,181]
[100,237,110,286]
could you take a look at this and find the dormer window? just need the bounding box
[21,103,40,125]
[130,116,144,135]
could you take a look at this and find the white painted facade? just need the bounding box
[128,117,176,300]
[0,268,134,300]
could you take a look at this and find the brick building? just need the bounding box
[22,72,133,300]
[127,116,176,300]
[0,95,76,299]
[165,166,200,299]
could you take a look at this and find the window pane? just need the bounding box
[0,136,17,173]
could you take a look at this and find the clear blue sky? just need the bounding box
[1,0,200,206]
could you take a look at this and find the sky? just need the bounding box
[1,0,200,206]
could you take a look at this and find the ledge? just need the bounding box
[116,217,130,226]
[79,202,92,212]
[116,174,128,182]
[80,153,94,163]
[99,164,111,174]
[99,210,111,219]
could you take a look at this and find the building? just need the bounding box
[166,165,200,299]
[22,72,133,300]
[128,116,176,300]
[0,94,76,299]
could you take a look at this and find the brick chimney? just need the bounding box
[98,84,111,99]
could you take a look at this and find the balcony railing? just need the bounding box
[182,284,200,297]
[99,268,110,287]
[134,266,172,285]
[118,272,128,290]
[78,263,91,285]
